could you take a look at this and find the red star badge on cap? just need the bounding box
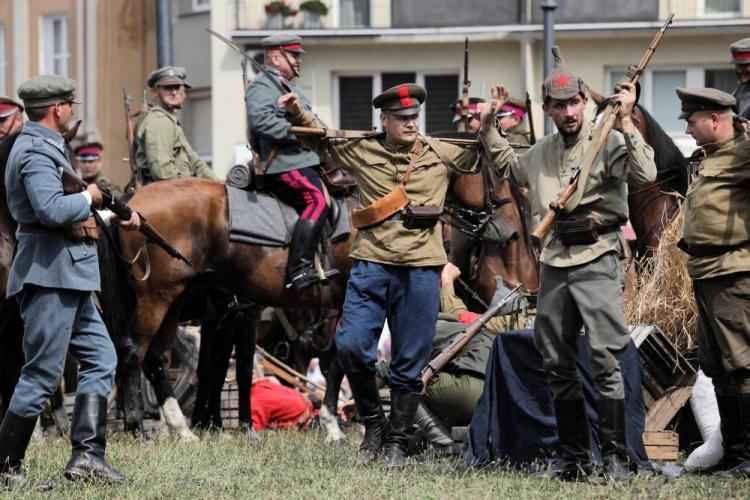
[555,75,570,88]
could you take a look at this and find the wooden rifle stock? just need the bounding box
[531,13,674,247]
[421,282,522,391]
[59,169,193,267]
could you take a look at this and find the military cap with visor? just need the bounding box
[261,33,305,54]
[17,75,78,109]
[675,87,736,119]
[542,46,587,102]
[0,96,23,118]
[374,84,426,116]
[147,66,191,89]
[496,96,527,119]
[729,37,750,65]
[74,141,103,162]
[450,97,485,122]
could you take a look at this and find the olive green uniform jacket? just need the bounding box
[480,119,656,267]
[288,108,481,266]
[683,133,750,280]
[135,104,218,182]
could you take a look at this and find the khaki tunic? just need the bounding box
[480,120,656,267]
[135,104,218,182]
[504,123,531,146]
[289,108,481,266]
[683,134,750,280]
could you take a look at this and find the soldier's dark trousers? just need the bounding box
[336,260,440,392]
[8,286,116,418]
[264,167,329,223]
[534,252,628,400]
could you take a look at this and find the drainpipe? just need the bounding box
[541,0,556,134]
[155,0,173,67]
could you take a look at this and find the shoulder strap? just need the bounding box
[401,141,422,186]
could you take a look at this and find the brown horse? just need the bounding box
[448,165,540,306]
[99,178,354,439]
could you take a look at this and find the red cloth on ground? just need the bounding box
[251,380,313,431]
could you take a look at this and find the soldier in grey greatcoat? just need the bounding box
[0,75,139,487]
[246,34,337,292]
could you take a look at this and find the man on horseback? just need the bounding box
[0,97,23,143]
[677,87,750,478]
[279,83,482,468]
[478,48,656,482]
[246,34,336,293]
[134,66,219,184]
[729,37,750,121]
[0,75,140,487]
[74,141,123,199]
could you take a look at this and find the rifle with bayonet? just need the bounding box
[289,125,530,149]
[59,169,193,267]
[530,12,674,248]
[421,280,522,390]
[122,87,143,191]
[525,92,536,145]
[458,37,471,133]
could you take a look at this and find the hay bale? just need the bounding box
[624,202,697,354]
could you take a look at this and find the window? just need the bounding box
[191,0,210,12]
[40,15,70,77]
[182,90,213,163]
[340,0,370,27]
[701,0,741,17]
[0,24,6,96]
[705,69,737,93]
[336,72,459,133]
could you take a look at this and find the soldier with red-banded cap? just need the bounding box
[0,97,23,142]
[479,47,656,483]
[279,83,482,468]
[246,33,338,292]
[729,37,750,121]
[450,97,485,133]
[495,95,531,146]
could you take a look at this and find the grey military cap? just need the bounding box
[730,37,750,65]
[676,87,736,119]
[542,46,587,102]
[147,66,191,89]
[17,75,77,109]
[0,96,23,118]
[261,33,305,54]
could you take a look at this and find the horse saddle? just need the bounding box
[225,185,350,248]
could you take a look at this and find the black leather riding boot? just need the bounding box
[64,394,127,483]
[713,393,746,473]
[720,392,750,478]
[0,411,37,489]
[543,399,593,481]
[413,402,463,457]
[384,390,421,469]
[286,218,337,292]
[349,377,387,464]
[598,398,630,484]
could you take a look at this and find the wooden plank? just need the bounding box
[644,446,679,461]
[643,431,678,446]
[645,386,693,431]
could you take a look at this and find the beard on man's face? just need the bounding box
[556,117,583,137]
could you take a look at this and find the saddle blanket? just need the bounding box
[226,185,350,247]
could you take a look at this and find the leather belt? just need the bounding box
[359,211,402,230]
[595,224,621,236]
[17,223,53,234]
[677,238,748,257]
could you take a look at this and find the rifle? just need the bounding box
[525,92,536,145]
[123,87,143,190]
[458,37,471,133]
[530,13,674,248]
[289,125,531,149]
[59,169,193,267]
[421,280,522,390]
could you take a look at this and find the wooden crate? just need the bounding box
[643,431,679,461]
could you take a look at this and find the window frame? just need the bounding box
[699,0,741,18]
[334,70,460,134]
[39,14,71,77]
[334,0,372,28]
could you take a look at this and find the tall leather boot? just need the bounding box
[0,411,37,489]
[720,392,750,478]
[64,394,127,483]
[542,399,593,481]
[286,219,338,293]
[349,377,387,464]
[712,392,745,473]
[414,402,462,457]
[598,398,630,484]
[384,390,421,469]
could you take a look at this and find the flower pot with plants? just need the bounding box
[300,0,328,28]
[265,1,298,29]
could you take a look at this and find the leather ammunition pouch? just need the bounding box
[402,204,441,230]
[555,218,619,247]
[351,142,422,230]
[319,163,356,195]
[62,216,99,244]
[352,185,409,229]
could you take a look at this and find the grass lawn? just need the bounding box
[5,429,750,499]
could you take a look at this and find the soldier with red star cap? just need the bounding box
[477,47,656,483]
